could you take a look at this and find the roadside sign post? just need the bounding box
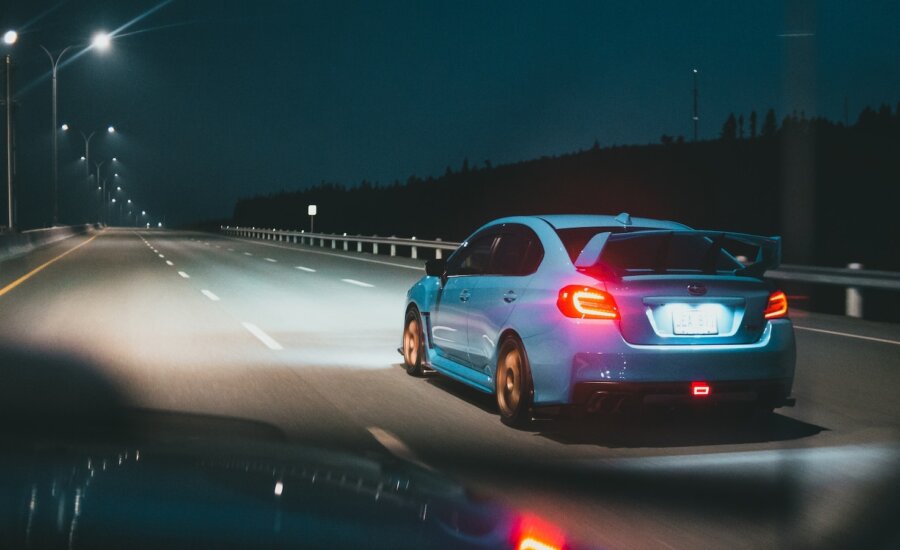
[308,204,316,233]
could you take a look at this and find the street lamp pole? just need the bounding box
[40,45,73,226]
[692,68,699,142]
[4,54,12,229]
[80,131,95,177]
[95,160,105,224]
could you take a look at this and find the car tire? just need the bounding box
[402,308,426,377]
[495,336,534,427]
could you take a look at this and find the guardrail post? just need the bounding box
[846,262,864,318]
[435,238,443,259]
[411,236,417,259]
[390,236,396,257]
[332,237,336,249]
[373,237,379,255]
[357,240,362,252]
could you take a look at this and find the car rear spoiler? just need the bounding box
[574,230,782,277]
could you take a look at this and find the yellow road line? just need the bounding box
[0,234,100,297]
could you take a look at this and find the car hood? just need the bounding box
[0,435,573,549]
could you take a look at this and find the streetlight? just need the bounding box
[3,30,16,229]
[92,32,112,51]
[63,124,116,177]
[41,32,112,225]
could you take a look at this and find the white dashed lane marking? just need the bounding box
[241,322,283,350]
[200,289,220,301]
[295,266,316,272]
[367,427,432,471]
[265,258,277,263]
[342,278,374,288]
[165,260,174,266]
[178,271,190,279]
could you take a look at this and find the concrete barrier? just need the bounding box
[0,225,98,262]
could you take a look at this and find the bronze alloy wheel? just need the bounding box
[403,309,425,376]
[496,337,532,426]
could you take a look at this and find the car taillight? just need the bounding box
[558,285,619,320]
[764,290,789,319]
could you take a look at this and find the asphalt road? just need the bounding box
[1,228,898,549]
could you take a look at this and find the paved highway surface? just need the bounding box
[1,228,898,548]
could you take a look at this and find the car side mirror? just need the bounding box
[425,258,446,277]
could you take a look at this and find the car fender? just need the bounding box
[406,275,442,315]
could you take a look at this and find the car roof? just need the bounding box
[532,214,690,230]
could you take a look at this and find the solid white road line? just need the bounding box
[200,289,220,301]
[241,322,283,350]
[342,278,374,288]
[265,258,277,263]
[178,271,190,278]
[165,260,174,266]
[794,325,900,346]
[367,427,432,471]
[295,266,316,272]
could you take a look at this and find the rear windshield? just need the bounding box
[556,227,751,275]
[556,226,653,263]
[599,233,746,275]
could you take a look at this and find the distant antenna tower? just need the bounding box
[692,68,699,141]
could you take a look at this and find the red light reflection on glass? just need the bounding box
[514,513,565,550]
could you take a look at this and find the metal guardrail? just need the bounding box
[221,226,900,318]
[221,226,460,259]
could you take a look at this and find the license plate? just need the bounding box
[673,308,718,335]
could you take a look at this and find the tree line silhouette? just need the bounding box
[231,103,900,273]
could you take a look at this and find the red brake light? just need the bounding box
[691,381,711,397]
[558,285,619,320]
[764,290,789,319]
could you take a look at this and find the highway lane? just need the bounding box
[1,228,898,549]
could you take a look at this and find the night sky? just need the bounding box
[2,0,899,227]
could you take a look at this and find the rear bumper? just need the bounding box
[524,319,796,406]
[571,379,794,413]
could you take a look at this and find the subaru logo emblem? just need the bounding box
[687,283,707,296]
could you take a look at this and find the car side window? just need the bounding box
[491,226,544,276]
[446,231,498,276]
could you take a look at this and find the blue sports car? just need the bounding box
[402,214,796,426]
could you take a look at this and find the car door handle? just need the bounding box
[459,290,470,302]
[503,291,517,303]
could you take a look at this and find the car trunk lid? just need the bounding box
[580,230,781,345]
